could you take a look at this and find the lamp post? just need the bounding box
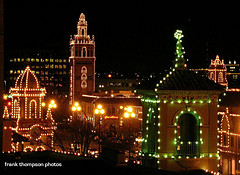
[42,100,57,116]
[70,102,82,152]
[71,102,81,118]
[94,104,105,154]
[124,107,136,163]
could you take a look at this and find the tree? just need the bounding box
[53,115,96,155]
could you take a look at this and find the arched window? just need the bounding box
[209,72,214,80]
[218,72,223,83]
[81,29,85,35]
[221,114,230,147]
[81,73,87,81]
[81,66,87,74]
[176,113,200,157]
[29,100,37,118]
[82,47,87,57]
[81,81,87,88]
[13,99,20,118]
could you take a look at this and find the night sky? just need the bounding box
[4,1,240,73]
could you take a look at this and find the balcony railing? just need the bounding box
[176,141,200,157]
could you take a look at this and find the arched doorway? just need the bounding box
[176,113,200,157]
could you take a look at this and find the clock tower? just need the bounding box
[69,13,96,104]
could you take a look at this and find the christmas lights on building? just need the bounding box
[3,66,56,152]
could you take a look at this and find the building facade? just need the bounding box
[69,13,96,104]
[208,55,228,87]
[137,30,225,173]
[218,90,240,174]
[3,66,56,152]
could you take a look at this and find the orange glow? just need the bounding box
[104,116,118,119]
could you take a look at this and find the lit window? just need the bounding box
[218,72,223,83]
[233,75,238,80]
[36,59,39,62]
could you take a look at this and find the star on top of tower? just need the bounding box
[174,29,186,69]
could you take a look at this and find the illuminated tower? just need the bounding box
[69,13,96,104]
[208,55,228,87]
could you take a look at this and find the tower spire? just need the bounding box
[77,13,88,36]
[174,30,186,69]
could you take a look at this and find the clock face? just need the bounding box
[30,126,42,140]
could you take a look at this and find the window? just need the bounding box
[218,72,223,82]
[233,75,238,80]
[176,113,200,157]
[82,47,86,57]
[81,29,84,35]
[29,100,37,118]
[81,66,87,73]
[209,72,214,80]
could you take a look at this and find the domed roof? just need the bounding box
[15,66,40,89]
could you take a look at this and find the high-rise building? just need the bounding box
[69,13,96,105]
[6,49,69,96]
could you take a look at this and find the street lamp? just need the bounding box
[41,100,57,119]
[124,106,136,163]
[71,102,81,118]
[94,104,105,154]
[48,100,57,109]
